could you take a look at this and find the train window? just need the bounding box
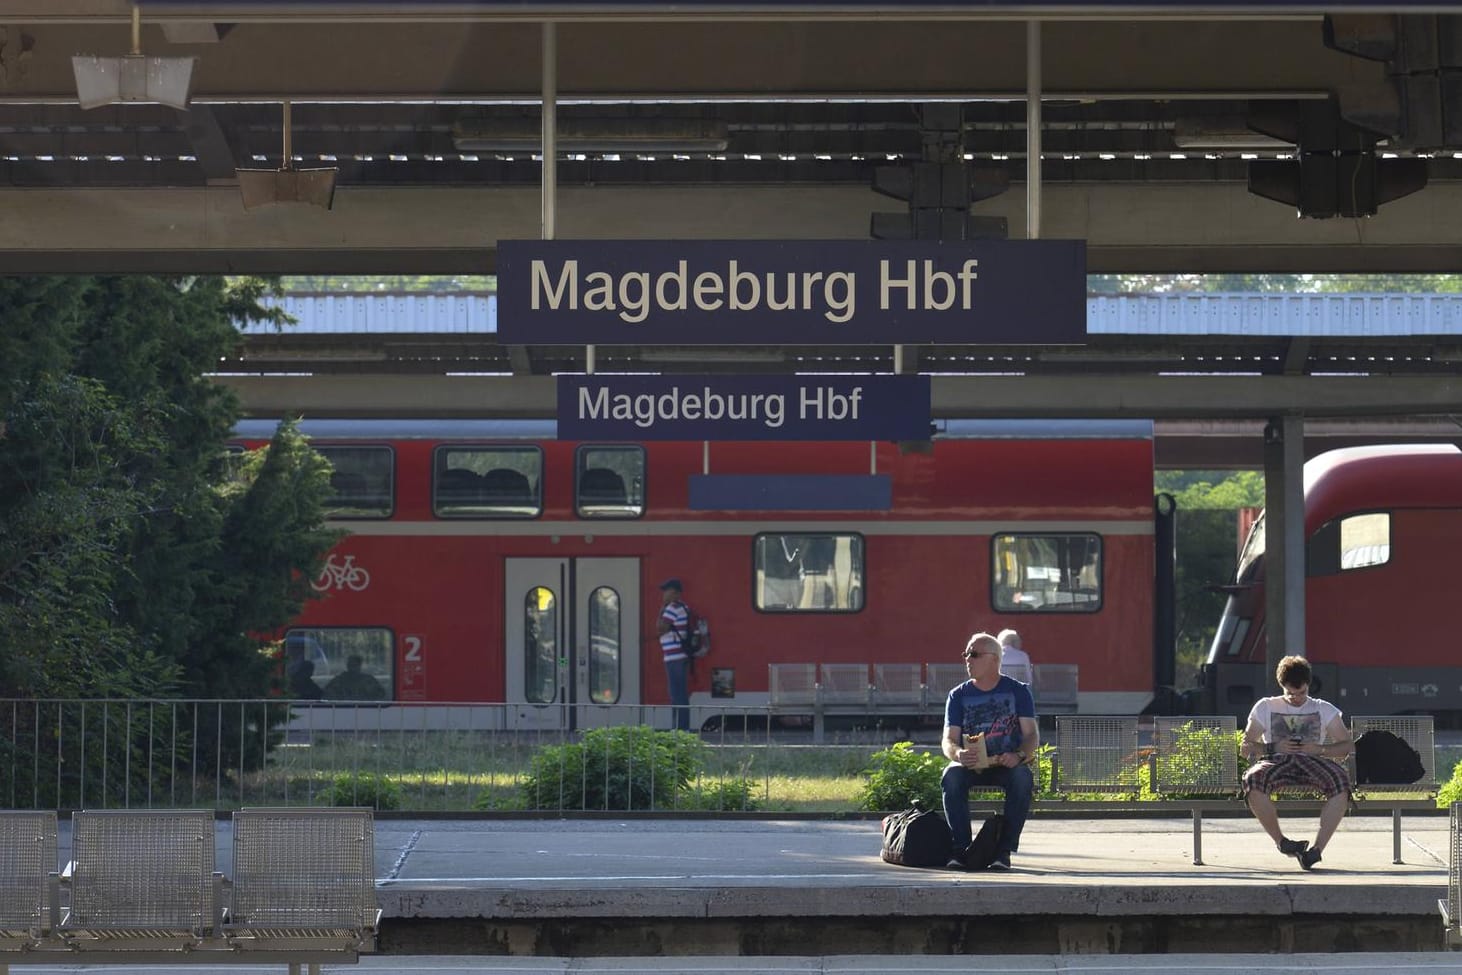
[588,586,622,704]
[753,534,864,613]
[991,533,1102,613]
[1309,511,1391,576]
[317,446,394,519]
[575,446,644,519]
[524,586,558,704]
[433,446,542,518]
[283,627,393,701]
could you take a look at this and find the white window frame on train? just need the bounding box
[1308,510,1392,576]
[753,533,865,614]
[317,445,395,520]
[433,445,543,519]
[574,445,645,519]
[283,626,395,701]
[991,532,1103,613]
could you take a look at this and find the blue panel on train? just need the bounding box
[689,474,891,511]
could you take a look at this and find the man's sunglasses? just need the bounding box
[963,650,998,659]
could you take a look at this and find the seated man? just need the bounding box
[1240,654,1353,871]
[940,631,1039,870]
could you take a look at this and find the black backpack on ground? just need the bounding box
[963,814,1006,870]
[880,804,951,868]
[1353,729,1425,785]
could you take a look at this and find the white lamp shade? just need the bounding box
[72,54,196,110]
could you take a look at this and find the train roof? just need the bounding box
[1305,443,1462,528]
[232,418,1154,442]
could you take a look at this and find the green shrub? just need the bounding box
[326,771,402,810]
[856,741,944,811]
[1437,759,1462,809]
[516,726,707,811]
[684,778,763,812]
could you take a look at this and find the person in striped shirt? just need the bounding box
[656,578,693,731]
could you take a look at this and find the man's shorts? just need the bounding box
[1242,754,1352,799]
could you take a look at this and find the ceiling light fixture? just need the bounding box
[235,101,338,210]
[452,118,728,153]
[72,4,195,110]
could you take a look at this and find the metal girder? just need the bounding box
[3,180,1462,274]
[217,373,1462,421]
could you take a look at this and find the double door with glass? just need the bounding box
[504,557,641,730]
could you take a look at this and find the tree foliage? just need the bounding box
[0,275,335,703]
[1091,273,1462,294]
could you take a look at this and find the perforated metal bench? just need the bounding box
[224,807,380,975]
[0,807,377,975]
[1441,801,1462,948]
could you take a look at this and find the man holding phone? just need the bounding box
[1240,654,1353,870]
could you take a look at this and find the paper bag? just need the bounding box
[963,732,991,770]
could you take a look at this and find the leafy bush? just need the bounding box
[326,771,402,810]
[1132,724,1243,800]
[856,741,945,811]
[1438,759,1462,809]
[514,726,707,811]
[683,778,763,812]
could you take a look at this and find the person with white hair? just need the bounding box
[995,628,1033,685]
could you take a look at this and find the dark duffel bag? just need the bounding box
[880,804,951,868]
[1353,729,1425,785]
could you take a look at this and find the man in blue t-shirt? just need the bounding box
[941,631,1039,870]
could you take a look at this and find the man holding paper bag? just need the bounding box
[941,631,1039,870]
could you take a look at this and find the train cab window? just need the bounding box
[317,446,394,519]
[587,586,622,704]
[1309,511,1391,576]
[283,627,393,701]
[992,533,1102,613]
[434,446,542,518]
[754,533,864,613]
[524,586,558,704]
[575,446,644,519]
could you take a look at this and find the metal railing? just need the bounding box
[0,699,897,814]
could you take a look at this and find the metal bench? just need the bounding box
[1154,714,1438,865]
[1442,801,1462,948]
[1032,664,1080,714]
[1052,715,1140,794]
[0,811,60,972]
[0,807,376,975]
[225,807,380,975]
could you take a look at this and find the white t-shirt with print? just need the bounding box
[1246,695,1342,745]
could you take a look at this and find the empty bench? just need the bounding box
[0,807,379,975]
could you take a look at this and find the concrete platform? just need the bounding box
[360,810,1453,955]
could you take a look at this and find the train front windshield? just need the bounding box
[1205,511,1264,666]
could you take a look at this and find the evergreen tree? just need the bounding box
[0,275,335,701]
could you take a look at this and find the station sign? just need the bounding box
[499,239,1084,345]
[557,374,931,441]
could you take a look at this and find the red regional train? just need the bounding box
[1203,443,1462,724]
[238,419,1170,730]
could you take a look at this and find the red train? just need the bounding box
[239,419,1167,729]
[1204,443,1462,724]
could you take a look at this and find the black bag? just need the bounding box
[880,805,951,868]
[1353,729,1425,785]
[963,814,1006,870]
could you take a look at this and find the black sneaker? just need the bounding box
[1277,837,1309,858]
[1298,848,1322,871]
[945,857,967,871]
[988,853,1012,870]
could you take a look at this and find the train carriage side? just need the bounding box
[245,419,1162,726]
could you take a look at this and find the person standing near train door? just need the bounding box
[656,578,693,732]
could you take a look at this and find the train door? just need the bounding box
[503,558,641,730]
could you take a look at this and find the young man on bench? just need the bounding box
[1240,654,1354,871]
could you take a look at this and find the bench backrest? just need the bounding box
[231,808,377,929]
[1349,715,1436,793]
[1152,716,1239,796]
[1054,716,1140,793]
[1033,664,1079,713]
[818,663,870,706]
[0,810,57,935]
[69,810,215,933]
[768,664,817,707]
[872,664,922,708]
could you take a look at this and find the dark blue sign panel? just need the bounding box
[557,374,930,441]
[500,240,1084,345]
